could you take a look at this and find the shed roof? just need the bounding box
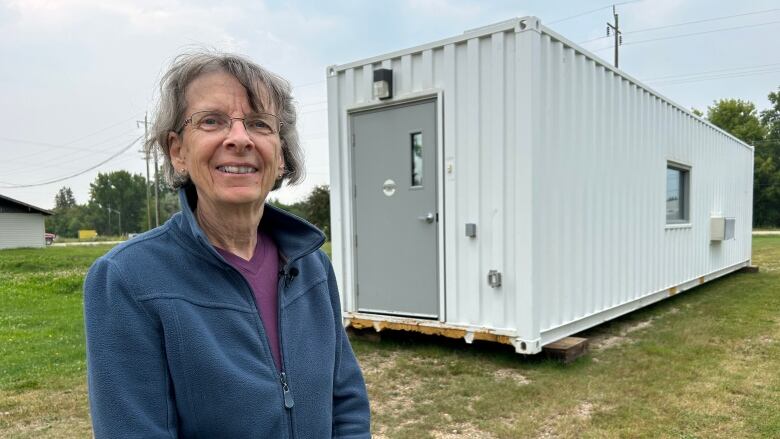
[0,194,53,215]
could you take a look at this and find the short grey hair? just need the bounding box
[146,50,304,190]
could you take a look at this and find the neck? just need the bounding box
[195,196,264,261]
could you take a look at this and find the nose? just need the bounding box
[223,119,254,152]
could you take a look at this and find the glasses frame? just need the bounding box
[178,110,283,136]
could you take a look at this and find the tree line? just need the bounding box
[699,86,780,227]
[46,172,332,239]
[47,172,179,238]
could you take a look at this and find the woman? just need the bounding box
[84,51,370,438]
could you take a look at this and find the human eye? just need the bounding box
[196,112,228,131]
[247,117,274,134]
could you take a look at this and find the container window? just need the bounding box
[411,132,423,187]
[666,163,690,223]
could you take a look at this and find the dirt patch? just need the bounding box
[357,351,398,377]
[493,368,530,385]
[0,384,92,438]
[590,318,655,351]
[361,352,422,420]
[534,401,597,438]
[574,401,594,420]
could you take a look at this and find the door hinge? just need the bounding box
[354,235,358,247]
[351,133,355,147]
[353,184,357,198]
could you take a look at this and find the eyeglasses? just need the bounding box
[179,111,282,136]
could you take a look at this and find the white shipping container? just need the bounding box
[326,17,754,354]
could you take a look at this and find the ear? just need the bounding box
[168,131,186,169]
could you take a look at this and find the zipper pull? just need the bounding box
[280,372,294,409]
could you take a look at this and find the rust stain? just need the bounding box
[346,318,514,346]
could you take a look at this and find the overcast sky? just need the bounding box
[1,0,778,212]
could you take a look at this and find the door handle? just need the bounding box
[418,213,435,223]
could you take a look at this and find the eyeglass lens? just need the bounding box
[192,111,279,135]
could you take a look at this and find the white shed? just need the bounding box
[0,194,53,250]
[326,17,754,354]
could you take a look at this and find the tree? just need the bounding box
[706,97,780,227]
[88,171,148,235]
[268,198,306,219]
[300,185,331,240]
[47,186,80,237]
[54,186,77,209]
[761,87,780,142]
[754,87,780,227]
[269,185,332,240]
[753,156,780,226]
[706,99,767,144]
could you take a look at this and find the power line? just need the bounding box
[292,79,326,89]
[59,113,144,146]
[591,19,780,51]
[298,108,328,116]
[580,8,780,46]
[625,7,780,35]
[0,113,143,152]
[0,135,143,188]
[2,127,140,165]
[643,62,780,81]
[297,100,328,108]
[649,68,780,86]
[548,0,644,25]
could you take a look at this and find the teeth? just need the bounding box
[218,165,257,174]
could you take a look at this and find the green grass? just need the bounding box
[1,238,779,438]
[359,237,780,438]
[0,246,114,393]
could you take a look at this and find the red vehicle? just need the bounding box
[45,232,56,246]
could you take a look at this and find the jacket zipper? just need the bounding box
[278,264,296,439]
[222,261,295,439]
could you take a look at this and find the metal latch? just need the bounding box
[487,270,502,288]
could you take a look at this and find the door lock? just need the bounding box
[418,213,435,223]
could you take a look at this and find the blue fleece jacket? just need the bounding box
[84,187,371,438]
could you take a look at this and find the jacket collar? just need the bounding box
[175,184,325,267]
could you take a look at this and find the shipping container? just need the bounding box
[326,17,754,354]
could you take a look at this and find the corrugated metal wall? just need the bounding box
[328,18,753,349]
[0,213,46,249]
[529,31,753,340]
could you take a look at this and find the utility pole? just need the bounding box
[606,5,623,68]
[107,204,112,236]
[137,114,152,231]
[153,141,160,227]
[135,113,160,230]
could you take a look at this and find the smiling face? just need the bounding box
[168,70,283,213]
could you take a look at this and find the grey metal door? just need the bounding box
[351,100,438,318]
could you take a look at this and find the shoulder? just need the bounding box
[85,221,182,298]
[101,223,176,267]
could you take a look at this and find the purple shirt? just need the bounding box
[216,232,282,370]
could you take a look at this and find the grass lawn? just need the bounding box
[1,238,779,438]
